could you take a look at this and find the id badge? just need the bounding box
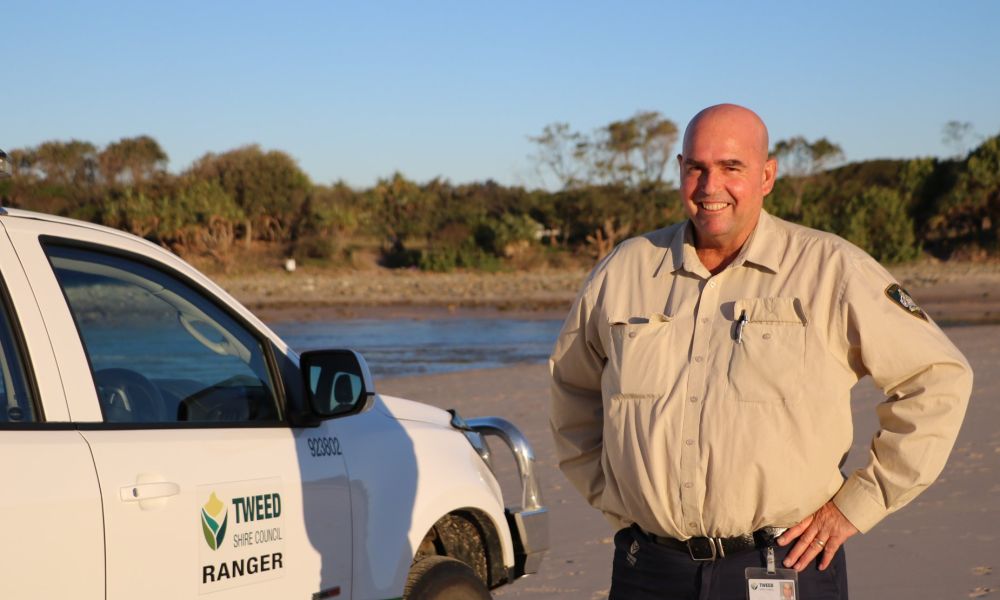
[745,548,799,600]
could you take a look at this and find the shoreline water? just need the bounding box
[271,316,563,378]
[256,303,569,324]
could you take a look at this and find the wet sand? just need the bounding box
[377,324,1000,600]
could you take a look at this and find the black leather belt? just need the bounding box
[641,526,787,561]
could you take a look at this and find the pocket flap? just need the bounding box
[734,297,806,324]
[610,313,672,326]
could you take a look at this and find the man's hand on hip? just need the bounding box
[776,501,859,571]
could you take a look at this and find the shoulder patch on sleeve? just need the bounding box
[885,283,928,321]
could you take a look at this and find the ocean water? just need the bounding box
[272,318,564,379]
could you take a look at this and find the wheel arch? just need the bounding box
[413,507,510,589]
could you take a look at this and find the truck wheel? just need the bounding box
[404,556,492,600]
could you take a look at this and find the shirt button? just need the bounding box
[701,318,709,324]
[685,439,695,446]
[694,356,704,363]
[628,331,637,338]
[684,482,693,488]
[689,522,698,528]
[708,281,717,288]
[762,333,772,340]
[689,396,698,403]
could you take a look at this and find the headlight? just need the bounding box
[448,409,493,471]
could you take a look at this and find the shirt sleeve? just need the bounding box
[831,255,973,533]
[549,275,608,508]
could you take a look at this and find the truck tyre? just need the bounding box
[404,556,492,600]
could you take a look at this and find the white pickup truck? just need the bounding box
[0,176,548,600]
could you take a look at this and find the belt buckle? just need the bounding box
[686,537,724,561]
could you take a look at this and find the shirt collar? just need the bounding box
[738,210,783,274]
[659,220,689,276]
[660,209,785,277]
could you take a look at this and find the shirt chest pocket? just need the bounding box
[606,313,679,396]
[728,297,807,404]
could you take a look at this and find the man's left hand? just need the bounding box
[777,501,859,571]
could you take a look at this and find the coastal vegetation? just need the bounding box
[2,116,998,273]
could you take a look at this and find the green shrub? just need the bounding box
[418,247,458,272]
[417,244,502,272]
[806,186,920,263]
[473,213,540,256]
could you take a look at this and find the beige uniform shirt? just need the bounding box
[549,210,972,539]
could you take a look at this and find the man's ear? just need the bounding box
[761,157,778,195]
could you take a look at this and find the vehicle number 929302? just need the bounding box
[307,436,343,457]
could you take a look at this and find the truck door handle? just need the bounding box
[119,482,181,502]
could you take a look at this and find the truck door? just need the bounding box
[0,221,104,599]
[10,223,353,600]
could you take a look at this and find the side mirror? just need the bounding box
[300,349,375,418]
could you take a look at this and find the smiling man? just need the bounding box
[549,104,972,599]
[679,105,774,273]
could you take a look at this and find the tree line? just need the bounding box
[1,115,998,272]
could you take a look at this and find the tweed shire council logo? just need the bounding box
[201,492,228,551]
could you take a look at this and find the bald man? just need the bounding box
[549,104,972,599]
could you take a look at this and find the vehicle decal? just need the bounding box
[198,480,286,593]
[306,435,343,458]
[201,492,228,551]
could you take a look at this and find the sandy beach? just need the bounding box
[234,262,1000,598]
[377,323,1000,600]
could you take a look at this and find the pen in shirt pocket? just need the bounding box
[735,310,748,344]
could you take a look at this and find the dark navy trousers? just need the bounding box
[610,526,849,600]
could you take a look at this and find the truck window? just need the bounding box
[0,290,36,423]
[45,245,281,425]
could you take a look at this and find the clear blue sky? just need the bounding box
[5,1,999,189]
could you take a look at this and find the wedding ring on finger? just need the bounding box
[813,539,827,548]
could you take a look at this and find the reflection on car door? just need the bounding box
[7,219,353,600]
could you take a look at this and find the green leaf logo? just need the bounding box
[200,492,228,551]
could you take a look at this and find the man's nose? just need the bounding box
[698,168,722,194]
